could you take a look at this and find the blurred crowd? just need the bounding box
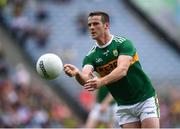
[0,0,80,128]
[0,0,50,49]
[0,0,180,128]
[0,44,77,128]
[157,86,180,127]
[0,43,79,128]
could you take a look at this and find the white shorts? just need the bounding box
[89,103,117,123]
[116,96,160,126]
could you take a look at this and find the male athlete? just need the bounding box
[64,11,160,128]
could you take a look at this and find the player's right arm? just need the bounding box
[64,64,94,86]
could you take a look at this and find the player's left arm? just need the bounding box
[101,55,132,86]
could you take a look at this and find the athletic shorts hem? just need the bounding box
[141,115,160,122]
[118,119,140,126]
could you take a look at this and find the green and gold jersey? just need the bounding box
[83,35,155,105]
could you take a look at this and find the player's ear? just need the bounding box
[104,22,110,29]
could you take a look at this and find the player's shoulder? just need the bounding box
[86,45,97,56]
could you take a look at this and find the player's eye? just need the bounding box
[93,22,99,26]
[88,23,91,27]
[88,22,99,27]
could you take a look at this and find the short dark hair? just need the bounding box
[88,11,109,24]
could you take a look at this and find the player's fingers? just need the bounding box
[84,85,92,89]
[84,86,95,91]
[64,64,70,69]
[86,79,95,83]
[87,88,95,91]
[64,64,75,70]
[64,66,70,71]
[84,83,92,87]
[64,68,70,74]
[65,72,73,77]
[85,82,97,88]
[84,84,97,91]
[64,69,73,76]
[64,66,73,72]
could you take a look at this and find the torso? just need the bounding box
[83,36,155,105]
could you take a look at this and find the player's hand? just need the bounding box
[64,64,79,77]
[84,77,103,91]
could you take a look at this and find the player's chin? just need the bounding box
[91,35,98,40]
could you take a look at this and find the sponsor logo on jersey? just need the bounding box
[96,59,117,77]
[113,49,118,57]
[103,50,110,56]
[95,58,103,63]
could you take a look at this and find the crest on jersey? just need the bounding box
[113,50,118,57]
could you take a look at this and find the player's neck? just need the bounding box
[96,32,112,46]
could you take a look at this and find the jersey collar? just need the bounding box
[95,35,114,49]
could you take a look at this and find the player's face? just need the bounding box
[88,16,108,40]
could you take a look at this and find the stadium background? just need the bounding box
[0,0,180,128]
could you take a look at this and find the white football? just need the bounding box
[36,53,63,80]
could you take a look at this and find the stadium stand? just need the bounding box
[0,0,180,127]
[0,27,80,127]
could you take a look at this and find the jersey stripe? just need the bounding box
[154,95,160,118]
[86,45,96,56]
[131,52,139,65]
[114,36,126,43]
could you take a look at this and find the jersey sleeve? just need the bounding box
[82,56,94,68]
[118,39,136,57]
